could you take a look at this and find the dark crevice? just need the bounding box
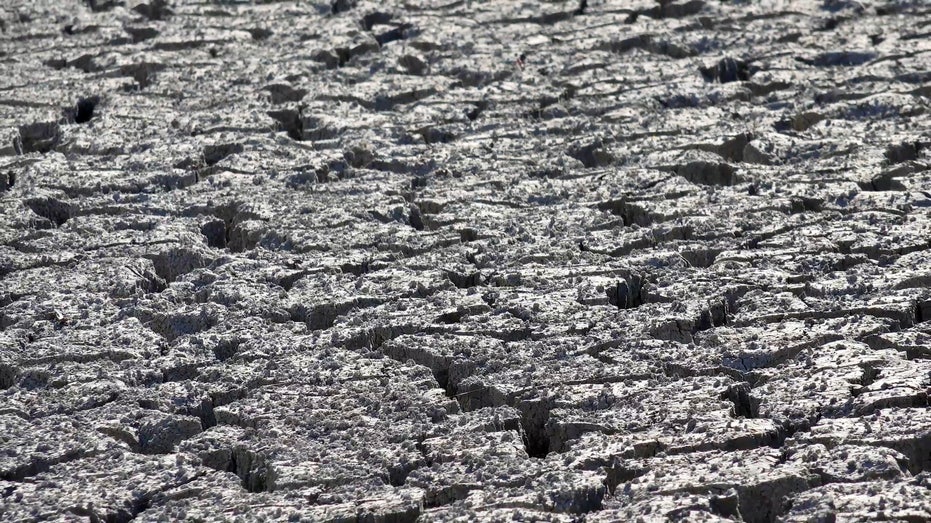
[707,132,754,162]
[0,362,18,389]
[601,34,696,59]
[516,395,554,458]
[223,212,265,254]
[374,88,437,112]
[341,260,373,276]
[444,268,482,289]
[331,0,356,14]
[459,228,478,243]
[227,446,270,493]
[422,484,475,509]
[700,57,755,83]
[775,111,825,133]
[916,300,930,324]
[801,51,877,68]
[722,382,760,418]
[638,0,706,20]
[380,338,464,400]
[375,24,412,47]
[431,368,452,394]
[409,203,425,231]
[1,449,91,482]
[680,248,722,268]
[290,303,346,332]
[1,171,15,192]
[340,323,422,352]
[45,54,100,73]
[530,10,573,25]
[568,139,614,168]
[200,219,227,249]
[16,122,62,154]
[24,197,72,227]
[485,4,586,26]
[191,400,217,430]
[649,297,731,343]
[858,163,914,192]
[118,62,165,90]
[128,495,153,522]
[420,127,456,144]
[605,463,650,494]
[361,11,393,31]
[694,297,729,331]
[676,161,740,186]
[465,100,487,121]
[247,27,272,40]
[144,246,210,284]
[596,198,653,227]
[85,0,124,12]
[133,0,173,21]
[779,412,821,443]
[788,196,824,214]
[268,108,304,141]
[709,490,742,520]
[437,309,466,325]
[212,337,243,363]
[125,25,159,43]
[64,95,99,124]
[203,142,244,166]
[75,96,97,124]
[884,140,923,165]
[263,83,306,105]
[606,273,647,309]
[275,271,308,291]
[387,458,424,487]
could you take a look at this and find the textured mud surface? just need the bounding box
[2,0,931,521]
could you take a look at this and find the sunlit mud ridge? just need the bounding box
[1,0,930,521]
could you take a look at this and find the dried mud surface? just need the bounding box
[1,0,931,521]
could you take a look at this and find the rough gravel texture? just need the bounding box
[2,0,931,521]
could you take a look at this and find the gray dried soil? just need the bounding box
[2,0,931,521]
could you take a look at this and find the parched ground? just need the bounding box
[1,0,930,521]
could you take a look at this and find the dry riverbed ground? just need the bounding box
[1,0,931,521]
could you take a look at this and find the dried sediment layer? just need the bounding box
[1,0,931,521]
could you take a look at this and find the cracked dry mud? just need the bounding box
[1,0,930,521]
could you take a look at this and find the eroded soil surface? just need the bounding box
[2,0,931,521]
